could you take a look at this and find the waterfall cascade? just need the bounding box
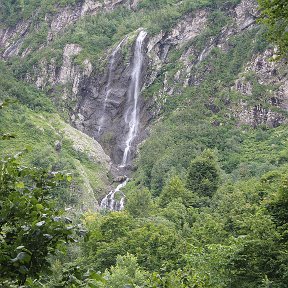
[98,38,127,134]
[100,178,128,211]
[121,30,147,167]
[99,30,147,211]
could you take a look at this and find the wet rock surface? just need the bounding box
[1,0,287,173]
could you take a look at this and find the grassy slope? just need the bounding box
[0,61,110,210]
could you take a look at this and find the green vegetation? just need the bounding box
[0,147,75,286]
[186,149,220,197]
[134,24,281,196]
[8,0,241,81]
[42,162,288,287]
[0,62,54,112]
[0,61,109,209]
[0,0,81,27]
[1,0,288,286]
[257,0,288,59]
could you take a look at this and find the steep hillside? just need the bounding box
[1,0,287,169]
[1,0,288,213]
[1,0,288,286]
[0,62,111,211]
[1,0,287,215]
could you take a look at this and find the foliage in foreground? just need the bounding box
[0,149,75,286]
[53,159,288,288]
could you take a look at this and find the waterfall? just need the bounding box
[99,32,146,211]
[100,178,128,211]
[121,30,147,167]
[98,38,127,134]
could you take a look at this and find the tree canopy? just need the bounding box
[258,0,288,59]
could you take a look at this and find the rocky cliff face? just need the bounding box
[233,48,288,127]
[72,31,151,167]
[1,0,287,171]
[0,0,137,58]
[144,0,287,128]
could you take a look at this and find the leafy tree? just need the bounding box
[263,175,288,286]
[267,176,288,238]
[0,150,74,286]
[126,188,153,218]
[159,176,188,207]
[125,221,185,271]
[160,199,189,229]
[97,253,147,288]
[220,173,288,287]
[190,212,228,245]
[82,212,135,271]
[186,150,220,197]
[258,0,288,59]
[183,243,240,288]
[83,215,184,273]
[146,269,192,288]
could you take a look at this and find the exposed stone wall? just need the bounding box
[234,48,288,127]
[1,0,287,167]
[71,33,151,166]
[0,0,136,59]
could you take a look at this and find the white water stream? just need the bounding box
[100,31,147,211]
[100,178,128,211]
[121,30,147,167]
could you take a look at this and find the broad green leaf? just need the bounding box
[15,182,25,189]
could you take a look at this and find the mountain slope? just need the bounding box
[2,0,287,166]
[0,62,111,211]
[1,0,288,286]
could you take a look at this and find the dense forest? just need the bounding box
[1,0,288,287]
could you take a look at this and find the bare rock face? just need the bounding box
[235,0,259,31]
[235,101,280,128]
[235,78,253,96]
[59,44,83,84]
[29,43,92,106]
[81,0,102,16]
[33,58,58,89]
[0,0,136,59]
[0,21,30,58]
[46,3,83,42]
[234,48,288,127]
[146,9,208,113]
[170,11,208,46]
[145,0,259,108]
[147,10,208,67]
[71,33,152,166]
[145,0,286,129]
